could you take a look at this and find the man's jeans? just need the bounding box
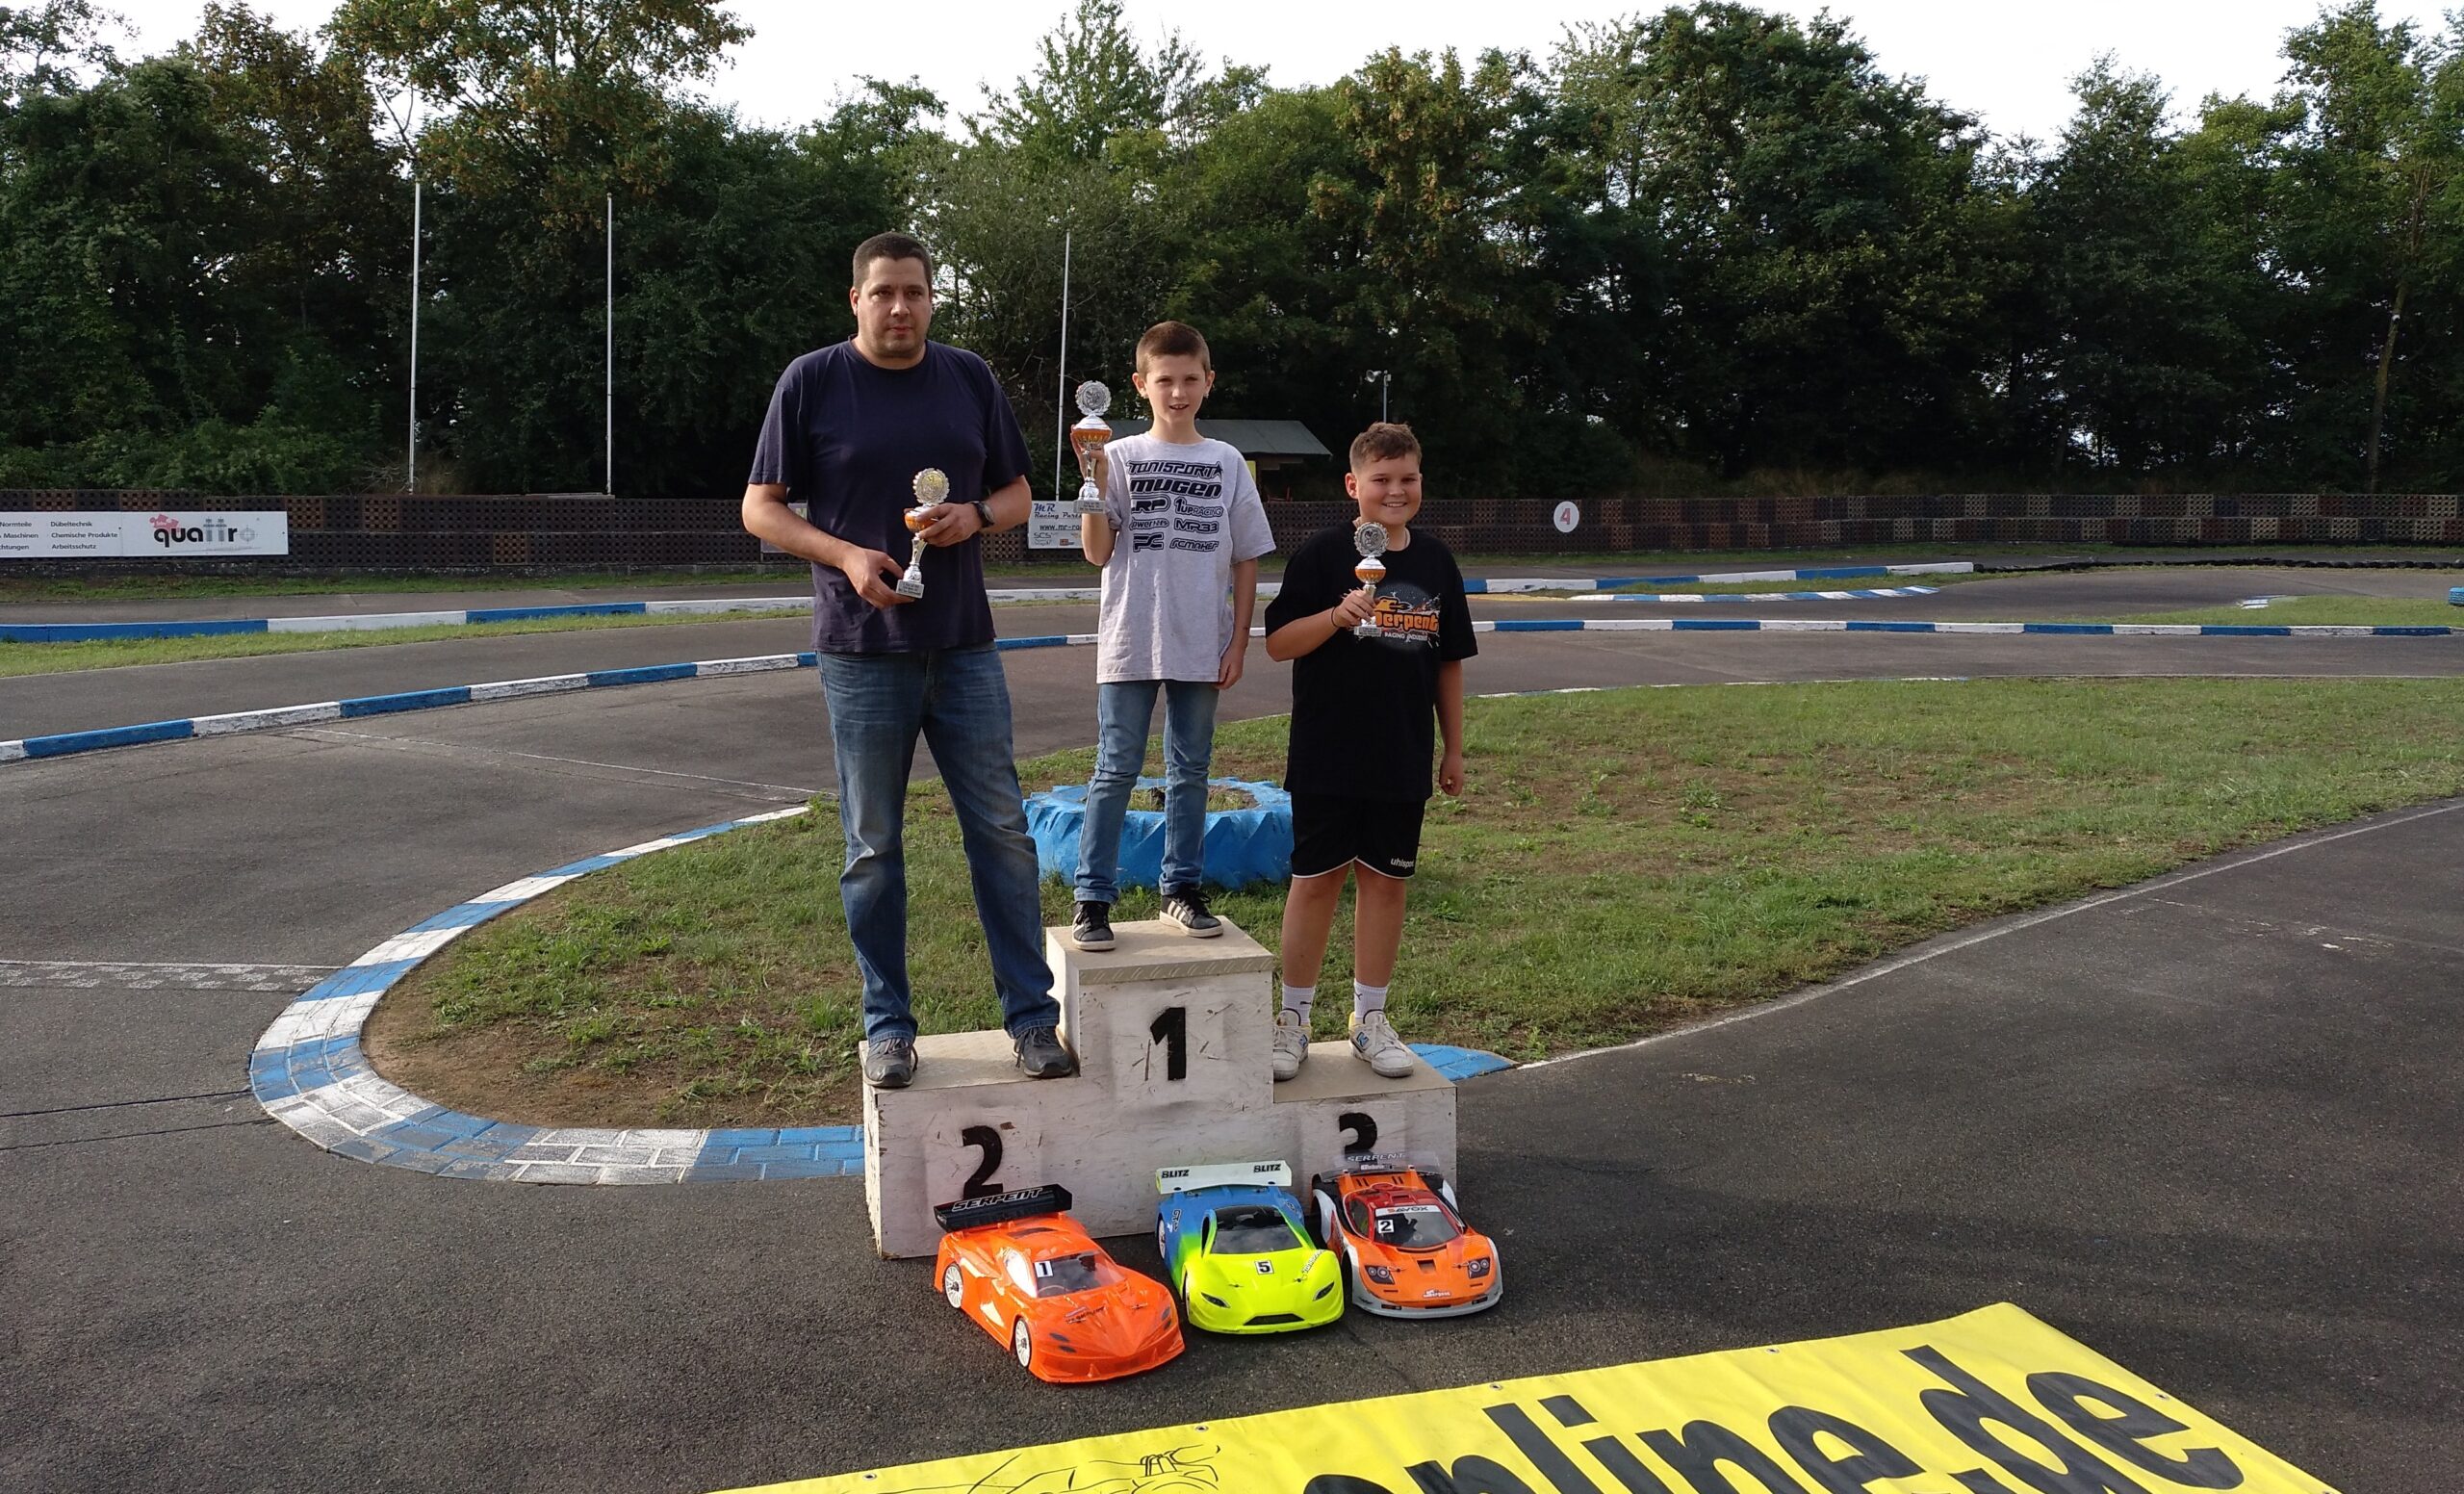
[816,645,1059,1044]
[1074,678,1219,906]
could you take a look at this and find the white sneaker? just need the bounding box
[1348,1011,1414,1079]
[1271,1011,1309,1082]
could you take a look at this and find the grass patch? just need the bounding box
[1132,786,1254,812]
[2074,596,2464,628]
[0,608,807,679]
[366,676,2464,1128]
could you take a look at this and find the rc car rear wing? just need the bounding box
[934,1184,1074,1232]
[1156,1160,1293,1194]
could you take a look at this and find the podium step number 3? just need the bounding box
[863,917,1457,1258]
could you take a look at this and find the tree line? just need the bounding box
[1,0,2458,501]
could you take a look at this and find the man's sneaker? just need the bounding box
[1070,900,1116,951]
[861,1035,917,1089]
[1348,1011,1415,1079]
[1014,1025,1078,1079]
[1160,887,1223,938]
[1271,1010,1309,1082]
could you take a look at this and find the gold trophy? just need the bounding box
[1350,521,1388,638]
[1071,380,1113,516]
[896,468,948,600]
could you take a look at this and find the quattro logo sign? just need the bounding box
[142,511,288,554]
[0,511,289,558]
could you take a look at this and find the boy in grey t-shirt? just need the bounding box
[1070,321,1275,950]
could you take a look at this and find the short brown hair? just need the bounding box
[852,231,933,288]
[1349,422,1422,469]
[1135,321,1211,374]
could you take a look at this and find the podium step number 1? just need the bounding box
[864,918,1457,1258]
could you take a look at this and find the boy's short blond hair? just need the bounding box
[1135,321,1212,374]
[1348,422,1422,470]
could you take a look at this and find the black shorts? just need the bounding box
[1290,793,1427,880]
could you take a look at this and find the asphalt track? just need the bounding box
[4,562,2460,1493]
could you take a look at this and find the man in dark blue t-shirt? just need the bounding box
[742,232,1072,1090]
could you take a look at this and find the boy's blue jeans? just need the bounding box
[815,645,1059,1044]
[1074,678,1220,906]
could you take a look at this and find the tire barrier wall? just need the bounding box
[1023,777,1295,891]
[8,490,2462,570]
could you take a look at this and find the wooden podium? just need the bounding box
[862,918,1457,1258]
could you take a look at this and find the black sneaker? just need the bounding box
[1160,886,1223,938]
[861,1035,917,1089]
[1070,900,1116,951]
[1014,1025,1078,1079]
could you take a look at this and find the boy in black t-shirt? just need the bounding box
[1262,423,1477,1081]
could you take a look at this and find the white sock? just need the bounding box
[1281,984,1315,1025]
[1352,982,1389,1021]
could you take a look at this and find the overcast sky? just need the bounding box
[103,0,2454,144]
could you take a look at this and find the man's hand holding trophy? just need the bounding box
[895,467,949,600]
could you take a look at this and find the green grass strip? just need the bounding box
[2085,597,2464,628]
[366,676,2464,1129]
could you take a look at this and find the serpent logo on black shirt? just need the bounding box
[1362,580,1441,649]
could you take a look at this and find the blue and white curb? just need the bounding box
[0,650,820,762]
[1557,585,1939,604]
[0,597,817,643]
[249,807,1511,1183]
[1479,618,2463,637]
[0,563,1979,641]
[9,618,2456,766]
[1462,561,1973,594]
[247,807,858,1183]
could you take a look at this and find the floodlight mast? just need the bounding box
[406,90,421,494]
[605,193,614,496]
[1053,228,1072,508]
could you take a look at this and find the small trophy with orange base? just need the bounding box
[897,468,948,600]
[1071,381,1114,515]
[1350,521,1388,638]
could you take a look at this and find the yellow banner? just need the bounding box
[718,1303,2332,1494]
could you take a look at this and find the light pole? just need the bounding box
[1366,369,1390,423]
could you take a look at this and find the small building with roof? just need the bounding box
[1104,419,1332,498]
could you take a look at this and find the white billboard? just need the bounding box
[1027,499,1080,551]
[0,511,291,558]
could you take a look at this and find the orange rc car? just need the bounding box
[933,1184,1185,1382]
[1310,1159,1503,1319]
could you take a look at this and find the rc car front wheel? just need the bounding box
[942,1263,964,1308]
[1012,1317,1034,1371]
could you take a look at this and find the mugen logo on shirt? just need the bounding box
[1126,456,1227,555]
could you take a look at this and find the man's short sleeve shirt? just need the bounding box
[750,340,1029,654]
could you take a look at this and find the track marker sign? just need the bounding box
[714,1302,2333,1493]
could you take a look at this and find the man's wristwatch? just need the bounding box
[970,499,995,531]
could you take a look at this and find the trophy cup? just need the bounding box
[1350,521,1388,638]
[896,468,948,600]
[1070,380,1114,516]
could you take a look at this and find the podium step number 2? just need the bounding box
[864,917,1457,1258]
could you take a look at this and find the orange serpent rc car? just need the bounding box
[933,1184,1184,1382]
[1310,1160,1502,1319]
